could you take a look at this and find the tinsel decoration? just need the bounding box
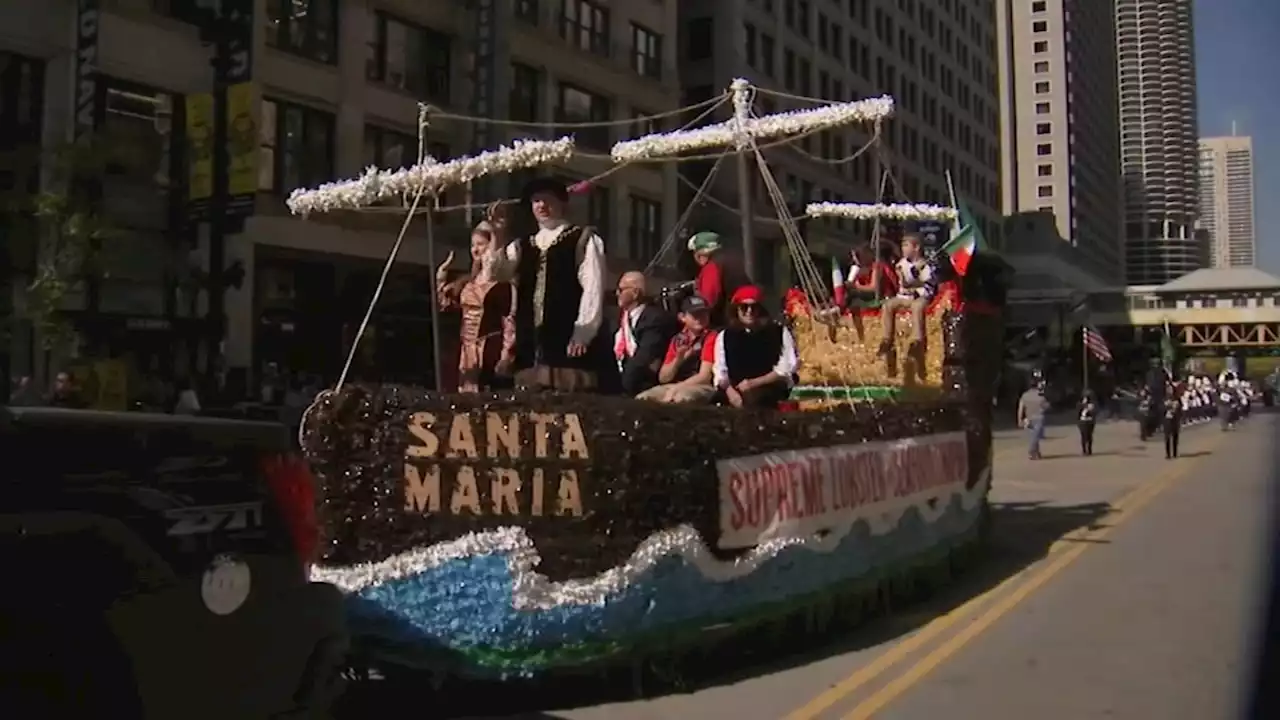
[805,201,959,222]
[285,137,575,216]
[610,95,895,162]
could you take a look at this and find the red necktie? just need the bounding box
[614,309,629,360]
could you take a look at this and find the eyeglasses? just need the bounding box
[616,286,640,293]
[737,304,761,313]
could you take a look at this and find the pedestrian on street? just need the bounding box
[1137,388,1152,441]
[1077,389,1097,456]
[1162,388,1182,459]
[1018,382,1049,460]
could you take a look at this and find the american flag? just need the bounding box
[1083,326,1112,363]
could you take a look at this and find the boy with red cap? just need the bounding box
[710,285,799,409]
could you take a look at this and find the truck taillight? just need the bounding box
[261,452,321,571]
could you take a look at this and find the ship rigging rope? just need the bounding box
[422,92,729,128]
[643,154,727,273]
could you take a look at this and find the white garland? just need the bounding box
[611,96,895,163]
[285,137,576,216]
[806,202,958,222]
[311,465,990,610]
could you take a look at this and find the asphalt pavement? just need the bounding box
[339,411,1276,719]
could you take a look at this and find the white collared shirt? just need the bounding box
[614,304,645,366]
[711,326,799,388]
[489,220,606,346]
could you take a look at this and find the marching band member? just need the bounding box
[1162,383,1183,459]
[486,178,609,392]
[1077,389,1098,456]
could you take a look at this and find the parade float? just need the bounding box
[289,79,1004,683]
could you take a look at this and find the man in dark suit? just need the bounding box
[612,271,678,396]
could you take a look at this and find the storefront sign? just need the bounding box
[74,0,100,138]
[716,432,969,549]
[403,411,588,517]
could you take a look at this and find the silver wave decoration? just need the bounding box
[312,468,990,611]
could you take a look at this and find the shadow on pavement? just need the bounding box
[336,501,1112,718]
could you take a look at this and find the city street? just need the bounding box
[340,411,1277,719]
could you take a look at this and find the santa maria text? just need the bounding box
[404,411,588,517]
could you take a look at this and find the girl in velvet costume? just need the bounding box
[435,220,517,392]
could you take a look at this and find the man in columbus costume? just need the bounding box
[487,177,609,391]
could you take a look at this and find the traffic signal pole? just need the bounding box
[206,28,229,384]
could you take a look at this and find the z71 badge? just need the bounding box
[164,502,263,536]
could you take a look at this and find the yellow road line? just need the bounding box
[785,431,1217,720]
[840,437,1219,719]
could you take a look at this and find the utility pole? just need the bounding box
[199,0,251,386]
[731,79,756,279]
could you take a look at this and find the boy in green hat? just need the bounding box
[688,231,749,326]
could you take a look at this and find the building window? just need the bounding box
[1036,143,1051,156]
[364,126,417,170]
[556,82,611,149]
[1035,80,1050,93]
[1036,122,1051,135]
[1032,1,1046,11]
[1037,185,1053,198]
[1032,20,1047,33]
[510,63,542,123]
[745,23,758,67]
[760,33,776,75]
[259,98,335,194]
[561,0,610,57]
[686,18,712,60]
[515,0,539,23]
[1035,101,1050,114]
[630,108,662,137]
[265,0,337,64]
[1037,164,1052,176]
[1033,40,1048,53]
[366,13,452,102]
[585,183,611,238]
[629,195,661,262]
[102,82,175,188]
[1034,60,1049,73]
[632,23,663,79]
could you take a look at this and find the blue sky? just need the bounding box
[1194,0,1278,273]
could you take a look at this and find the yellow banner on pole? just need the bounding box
[186,93,214,203]
[225,81,258,200]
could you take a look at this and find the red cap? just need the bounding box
[731,285,764,305]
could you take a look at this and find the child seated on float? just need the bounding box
[878,232,936,355]
[636,295,718,403]
[844,240,898,309]
[711,285,799,409]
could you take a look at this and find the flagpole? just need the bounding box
[945,170,958,209]
[1082,326,1089,394]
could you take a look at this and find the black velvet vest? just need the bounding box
[721,324,784,385]
[513,226,590,369]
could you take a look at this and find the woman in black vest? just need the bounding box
[709,285,799,409]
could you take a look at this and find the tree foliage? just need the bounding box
[0,137,118,350]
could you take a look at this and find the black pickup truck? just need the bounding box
[0,407,349,718]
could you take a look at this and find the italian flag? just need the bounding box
[941,196,983,276]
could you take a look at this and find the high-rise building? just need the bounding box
[1,0,682,386]
[677,0,1003,290]
[1116,0,1205,285]
[995,0,1124,284]
[1198,135,1257,268]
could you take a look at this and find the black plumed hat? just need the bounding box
[520,176,569,203]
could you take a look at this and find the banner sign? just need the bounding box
[917,220,946,261]
[225,81,257,215]
[716,432,969,549]
[186,92,214,216]
[74,0,100,139]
